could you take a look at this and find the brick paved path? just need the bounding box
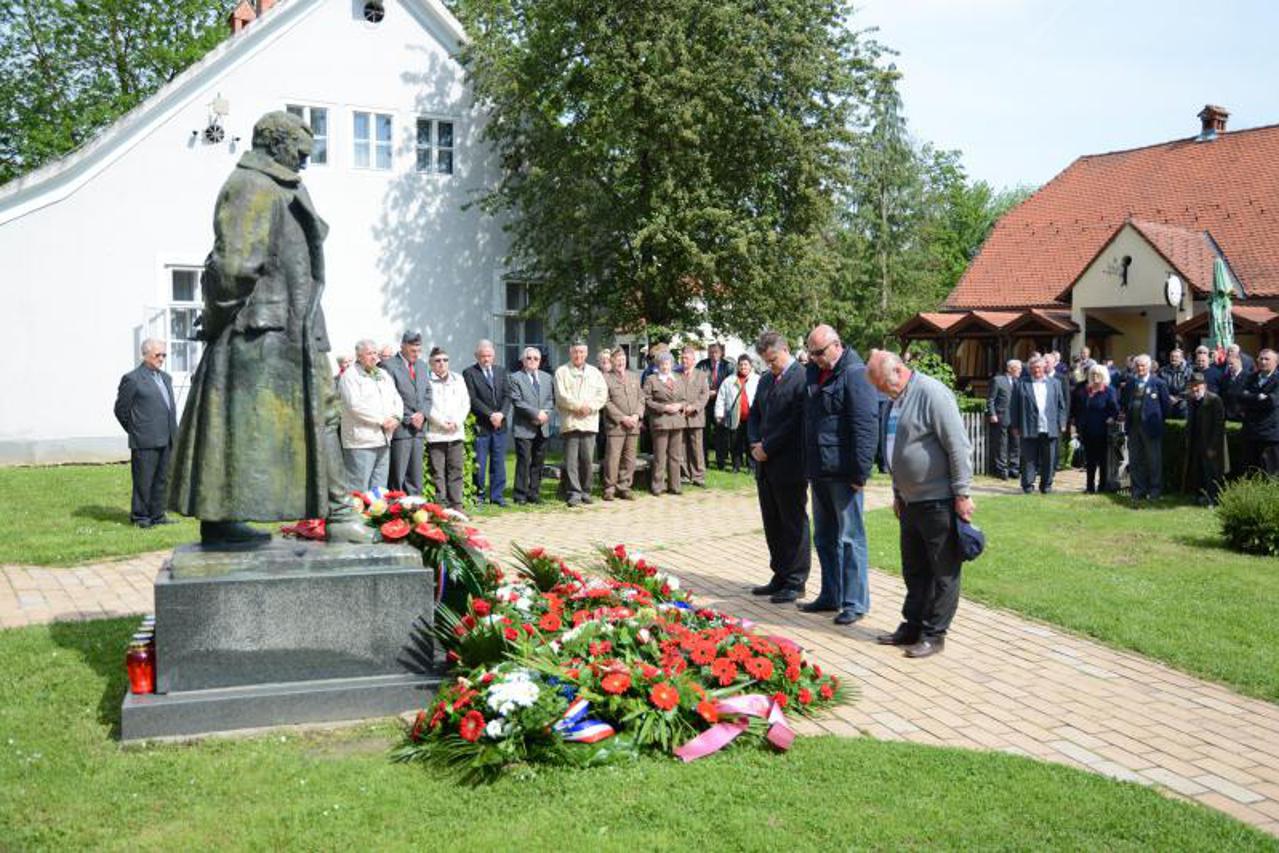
[3,472,1279,835]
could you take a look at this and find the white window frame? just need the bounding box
[415,116,457,176]
[496,279,545,371]
[285,104,330,166]
[353,109,393,170]
[165,267,205,377]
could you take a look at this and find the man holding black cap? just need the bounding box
[383,330,431,494]
[866,349,974,659]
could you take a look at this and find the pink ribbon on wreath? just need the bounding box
[672,694,795,762]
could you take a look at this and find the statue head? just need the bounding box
[251,111,313,172]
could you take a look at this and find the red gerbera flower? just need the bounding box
[613,544,627,559]
[819,682,835,700]
[689,642,717,665]
[428,701,447,729]
[785,663,801,682]
[588,640,612,657]
[798,687,813,705]
[710,658,738,687]
[458,710,485,742]
[640,663,661,680]
[503,626,519,641]
[600,672,632,694]
[772,691,788,709]
[410,709,428,741]
[744,657,774,681]
[727,644,753,663]
[649,682,680,711]
[472,598,492,616]
[538,612,562,632]
[696,699,719,724]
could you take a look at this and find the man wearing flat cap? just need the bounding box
[1183,372,1228,506]
[383,330,432,494]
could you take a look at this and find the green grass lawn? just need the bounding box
[866,493,1279,702]
[0,618,1269,851]
[0,456,756,567]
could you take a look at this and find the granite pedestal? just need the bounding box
[120,540,440,741]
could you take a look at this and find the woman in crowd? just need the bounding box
[425,346,472,511]
[1071,363,1120,493]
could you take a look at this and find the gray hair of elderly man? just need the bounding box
[1006,358,1022,372]
[521,346,542,360]
[1087,363,1110,385]
[140,337,165,356]
[355,339,378,355]
[475,338,496,356]
[654,351,674,366]
[755,330,789,355]
[1134,353,1152,368]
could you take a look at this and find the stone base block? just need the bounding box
[121,672,439,741]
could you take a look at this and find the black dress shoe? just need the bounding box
[834,611,864,626]
[876,627,921,646]
[769,588,803,604]
[581,496,594,505]
[133,519,153,529]
[751,583,782,596]
[903,636,945,658]
[149,516,178,526]
[797,600,838,614]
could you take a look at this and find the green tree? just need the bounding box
[0,0,228,184]
[451,0,884,340]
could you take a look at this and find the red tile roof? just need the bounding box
[1175,304,1279,335]
[947,122,1279,308]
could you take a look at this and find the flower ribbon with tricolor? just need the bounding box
[554,698,615,744]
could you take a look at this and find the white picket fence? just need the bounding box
[963,412,990,476]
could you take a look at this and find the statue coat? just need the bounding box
[169,150,341,521]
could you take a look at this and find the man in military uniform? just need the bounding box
[169,112,368,544]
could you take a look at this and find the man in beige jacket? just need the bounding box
[555,341,609,506]
[603,347,643,500]
[679,345,711,488]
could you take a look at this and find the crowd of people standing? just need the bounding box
[987,344,1278,505]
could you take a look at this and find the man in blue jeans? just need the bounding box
[800,324,880,626]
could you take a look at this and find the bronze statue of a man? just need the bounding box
[168,111,370,545]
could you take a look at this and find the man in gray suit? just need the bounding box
[1010,354,1068,494]
[508,346,555,504]
[382,330,431,494]
[985,359,1021,480]
[114,338,179,528]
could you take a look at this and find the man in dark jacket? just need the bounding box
[1010,355,1068,494]
[462,339,511,506]
[1239,348,1279,476]
[746,331,811,604]
[801,325,880,626]
[114,339,179,528]
[382,330,431,494]
[1118,353,1172,501]
[1158,348,1191,419]
[985,359,1021,479]
[1183,373,1228,505]
[696,343,733,469]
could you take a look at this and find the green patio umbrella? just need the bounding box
[1208,256,1235,356]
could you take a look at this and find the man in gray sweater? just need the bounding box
[866,350,975,659]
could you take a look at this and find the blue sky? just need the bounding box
[854,0,1279,191]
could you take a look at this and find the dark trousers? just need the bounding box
[427,440,465,510]
[562,430,596,502]
[473,429,508,502]
[513,433,547,502]
[756,466,811,591]
[1082,433,1107,492]
[1128,428,1163,499]
[704,404,721,468]
[724,423,751,472]
[388,434,424,494]
[1019,433,1057,492]
[988,420,1019,478]
[1242,438,1279,477]
[130,445,171,523]
[899,499,962,639]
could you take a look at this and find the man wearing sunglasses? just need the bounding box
[114,338,178,528]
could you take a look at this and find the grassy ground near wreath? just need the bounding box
[0,618,1269,851]
[866,492,1279,703]
[0,457,754,566]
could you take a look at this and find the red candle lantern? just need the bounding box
[126,640,155,695]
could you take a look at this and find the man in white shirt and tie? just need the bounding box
[1010,355,1067,494]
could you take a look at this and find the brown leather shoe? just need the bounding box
[903,637,945,658]
[875,628,920,646]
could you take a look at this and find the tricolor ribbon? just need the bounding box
[672,694,794,762]
[554,698,616,744]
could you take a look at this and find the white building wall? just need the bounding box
[0,0,509,463]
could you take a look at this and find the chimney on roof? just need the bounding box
[1197,104,1229,141]
[228,0,255,33]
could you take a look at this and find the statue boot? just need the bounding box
[200,520,271,547]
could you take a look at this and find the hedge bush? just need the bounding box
[1159,419,1244,494]
[1216,474,1279,556]
[421,414,479,507]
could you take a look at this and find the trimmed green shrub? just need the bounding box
[957,396,987,414]
[1159,419,1244,494]
[1216,474,1279,556]
[910,351,957,391]
[421,414,479,507]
